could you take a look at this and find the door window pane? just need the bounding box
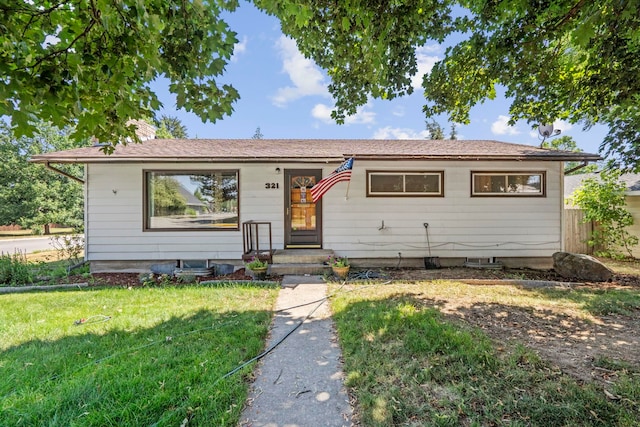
[290,175,316,231]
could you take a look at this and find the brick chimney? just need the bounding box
[127,119,156,140]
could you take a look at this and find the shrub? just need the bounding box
[571,169,639,259]
[0,251,33,286]
[50,233,85,264]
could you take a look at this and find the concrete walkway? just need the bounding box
[240,276,353,427]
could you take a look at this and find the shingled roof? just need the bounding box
[30,138,602,164]
[565,173,640,197]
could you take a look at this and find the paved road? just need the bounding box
[0,237,59,254]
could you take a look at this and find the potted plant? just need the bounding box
[328,255,350,279]
[245,257,268,279]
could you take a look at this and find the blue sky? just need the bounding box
[153,2,607,155]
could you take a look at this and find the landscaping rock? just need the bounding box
[552,252,613,282]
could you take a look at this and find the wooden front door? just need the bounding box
[284,169,322,248]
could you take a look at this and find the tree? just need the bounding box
[571,169,638,259]
[449,123,457,141]
[252,127,264,139]
[0,0,238,152]
[260,1,639,170]
[541,136,598,175]
[3,2,640,169]
[426,120,444,140]
[155,115,188,139]
[0,121,85,234]
[426,120,456,140]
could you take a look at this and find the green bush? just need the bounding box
[571,169,639,259]
[0,251,33,286]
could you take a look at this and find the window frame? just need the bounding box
[143,169,240,231]
[366,170,444,197]
[470,171,546,197]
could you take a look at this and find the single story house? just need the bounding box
[31,139,600,272]
[565,173,640,258]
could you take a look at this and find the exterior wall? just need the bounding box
[85,160,564,266]
[626,195,640,258]
[85,163,284,262]
[323,159,562,259]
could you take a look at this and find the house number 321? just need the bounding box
[265,183,279,189]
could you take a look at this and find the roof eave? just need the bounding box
[30,153,603,164]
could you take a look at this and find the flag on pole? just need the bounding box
[310,158,354,202]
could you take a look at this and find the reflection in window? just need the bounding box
[146,171,239,230]
[367,171,443,196]
[472,172,544,196]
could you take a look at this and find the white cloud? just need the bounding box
[392,106,405,117]
[552,119,573,133]
[311,103,376,125]
[411,45,441,89]
[491,115,520,135]
[311,104,332,122]
[231,36,248,62]
[272,36,328,106]
[372,126,429,140]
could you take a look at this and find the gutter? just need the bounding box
[31,154,603,164]
[564,160,591,175]
[45,162,85,184]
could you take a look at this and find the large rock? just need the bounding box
[552,252,613,282]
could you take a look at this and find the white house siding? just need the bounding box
[320,159,563,260]
[85,159,563,264]
[85,162,285,262]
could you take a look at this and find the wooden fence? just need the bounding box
[563,208,595,254]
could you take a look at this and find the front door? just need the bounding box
[285,169,322,248]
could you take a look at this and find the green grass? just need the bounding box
[330,282,640,426]
[1,284,279,426]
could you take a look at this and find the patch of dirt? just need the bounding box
[384,267,640,385]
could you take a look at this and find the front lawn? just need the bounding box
[0,284,278,426]
[331,281,640,426]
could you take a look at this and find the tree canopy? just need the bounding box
[0,121,85,234]
[1,0,237,152]
[2,1,639,168]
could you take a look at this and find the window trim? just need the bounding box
[366,170,444,197]
[470,171,546,197]
[143,169,240,231]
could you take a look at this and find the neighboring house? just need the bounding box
[31,139,600,272]
[564,173,640,258]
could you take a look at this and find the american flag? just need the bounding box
[310,158,354,202]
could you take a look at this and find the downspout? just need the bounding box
[45,162,85,184]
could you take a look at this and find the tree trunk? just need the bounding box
[44,223,51,235]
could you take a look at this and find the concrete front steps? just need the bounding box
[269,249,334,276]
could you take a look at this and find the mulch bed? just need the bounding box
[41,266,640,288]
